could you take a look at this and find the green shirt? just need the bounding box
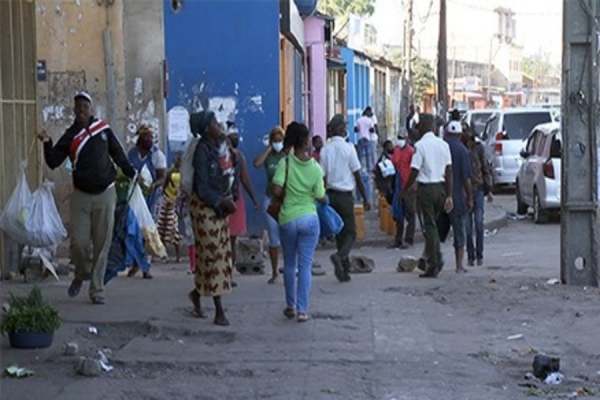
[272,154,326,225]
[264,152,285,197]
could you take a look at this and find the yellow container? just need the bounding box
[385,207,396,236]
[354,204,365,240]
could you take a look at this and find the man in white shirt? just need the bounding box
[402,113,454,278]
[321,114,371,283]
[354,107,376,171]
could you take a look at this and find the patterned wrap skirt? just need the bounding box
[190,195,233,297]
[157,196,181,246]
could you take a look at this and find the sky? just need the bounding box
[370,0,563,63]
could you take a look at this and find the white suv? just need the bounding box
[481,109,554,187]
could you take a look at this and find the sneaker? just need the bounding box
[387,241,403,249]
[468,259,475,267]
[477,259,483,267]
[311,264,326,276]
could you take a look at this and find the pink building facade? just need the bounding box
[304,14,331,138]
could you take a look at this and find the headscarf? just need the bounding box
[189,111,216,137]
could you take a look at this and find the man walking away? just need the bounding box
[462,128,493,266]
[37,92,136,304]
[402,114,453,278]
[321,114,371,282]
[445,121,473,274]
[390,132,416,249]
[354,107,376,171]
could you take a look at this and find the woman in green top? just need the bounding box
[253,126,286,284]
[272,122,326,322]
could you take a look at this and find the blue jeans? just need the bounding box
[279,214,320,313]
[263,197,281,247]
[466,188,485,261]
[357,138,374,171]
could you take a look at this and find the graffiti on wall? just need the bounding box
[126,77,160,145]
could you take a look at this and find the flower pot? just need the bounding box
[8,331,54,349]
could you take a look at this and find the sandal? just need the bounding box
[67,279,83,298]
[297,313,309,323]
[91,297,105,305]
[188,290,207,319]
[213,315,230,326]
[267,276,278,284]
[283,307,296,319]
[127,265,140,277]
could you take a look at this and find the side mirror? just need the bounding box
[520,149,530,159]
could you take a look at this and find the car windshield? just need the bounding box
[503,112,552,140]
[470,113,492,135]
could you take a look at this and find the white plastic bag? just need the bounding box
[180,136,200,195]
[25,181,68,247]
[0,162,32,244]
[0,162,67,247]
[129,184,166,258]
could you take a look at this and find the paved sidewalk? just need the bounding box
[5,197,600,400]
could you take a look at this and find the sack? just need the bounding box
[129,184,166,258]
[25,181,68,247]
[0,162,67,247]
[317,200,344,238]
[266,157,289,222]
[180,136,200,195]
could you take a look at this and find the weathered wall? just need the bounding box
[35,0,164,224]
[122,0,165,148]
[164,0,280,235]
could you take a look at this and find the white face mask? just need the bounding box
[398,139,407,148]
[272,142,284,153]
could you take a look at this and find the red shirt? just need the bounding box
[312,150,320,163]
[392,145,414,184]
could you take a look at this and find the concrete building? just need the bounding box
[0,0,165,275]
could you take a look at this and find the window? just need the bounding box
[549,132,562,158]
[502,112,553,140]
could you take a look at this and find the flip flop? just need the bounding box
[214,316,230,326]
[188,290,207,319]
[267,277,278,284]
[91,297,105,305]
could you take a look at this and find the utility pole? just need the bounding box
[401,0,414,131]
[437,0,448,117]
[561,0,599,286]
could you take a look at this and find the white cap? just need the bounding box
[447,121,462,134]
[74,92,93,105]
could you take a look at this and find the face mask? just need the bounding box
[398,139,407,148]
[272,142,284,153]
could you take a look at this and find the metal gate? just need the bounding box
[0,0,39,276]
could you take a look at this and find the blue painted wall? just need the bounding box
[164,0,280,235]
[341,47,371,144]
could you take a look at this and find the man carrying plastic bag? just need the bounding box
[37,92,136,305]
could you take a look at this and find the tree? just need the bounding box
[319,0,375,19]
[412,57,435,105]
[522,54,552,79]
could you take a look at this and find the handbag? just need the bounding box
[266,157,289,222]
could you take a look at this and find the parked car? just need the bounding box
[515,122,561,223]
[461,109,494,136]
[481,108,554,187]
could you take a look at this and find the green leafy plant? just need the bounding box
[0,286,61,334]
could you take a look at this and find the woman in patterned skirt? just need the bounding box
[157,152,183,262]
[188,111,239,326]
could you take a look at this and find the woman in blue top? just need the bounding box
[127,124,167,279]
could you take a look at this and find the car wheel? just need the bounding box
[533,188,548,224]
[516,182,528,215]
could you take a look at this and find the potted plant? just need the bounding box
[0,286,61,349]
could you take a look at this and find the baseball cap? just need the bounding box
[327,114,346,132]
[447,121,463,134]
[74,92,93,104]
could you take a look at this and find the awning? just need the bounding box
[327,57,346,70]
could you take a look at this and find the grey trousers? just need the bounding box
[70,185,116,299]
